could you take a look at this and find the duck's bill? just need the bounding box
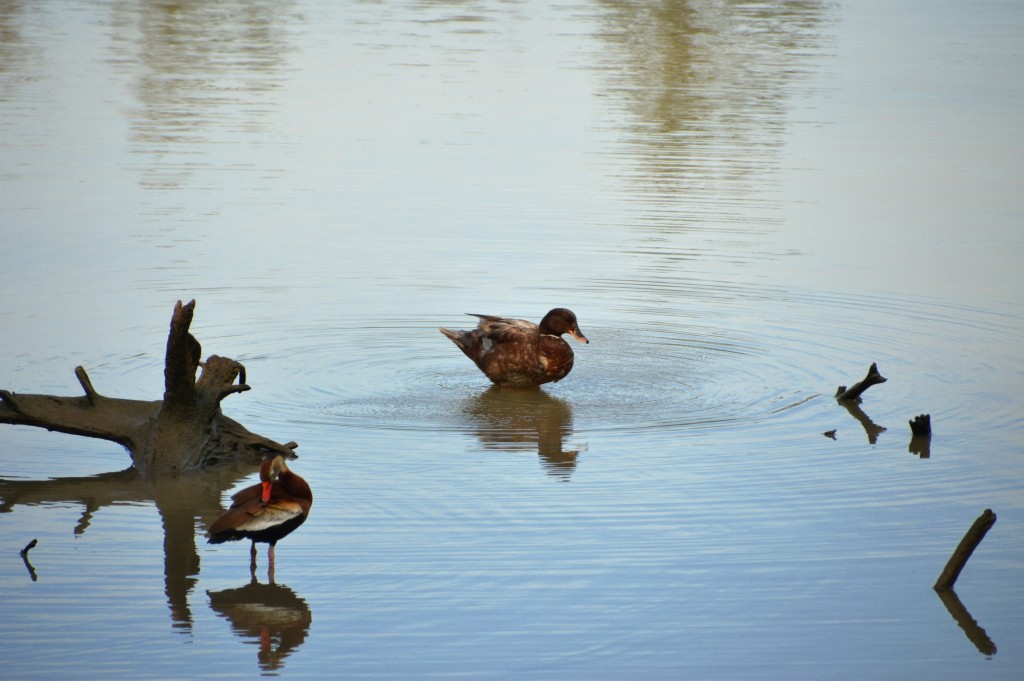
[569,329,589,344]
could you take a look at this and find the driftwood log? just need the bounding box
[0,300,296,478]
[836,362,887,401]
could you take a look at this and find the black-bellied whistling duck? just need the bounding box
[208,454,312,580]
[439,308,589,388]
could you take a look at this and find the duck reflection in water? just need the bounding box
[208,578,312,673]
[462,386,584,479]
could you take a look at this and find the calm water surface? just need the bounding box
[2,0,1022,679]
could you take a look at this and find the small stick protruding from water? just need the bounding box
[836,362,887,401]
[935,509,996,591]
[20,538,38,557]
[21,539,39,581]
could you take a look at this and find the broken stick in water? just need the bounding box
[934,509,996,591]
[835,362,887,401]
[909,414,932,457]
[20,538,39,581]
[909,413,931,435]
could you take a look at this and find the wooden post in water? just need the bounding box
[934,509,997,591]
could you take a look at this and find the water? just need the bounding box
[2,0,1022,678]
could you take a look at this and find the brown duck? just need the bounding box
[208,454,313,578]
[440,308,588,388]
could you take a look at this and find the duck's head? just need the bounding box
[540,308,588,344]
[259,455,290,503]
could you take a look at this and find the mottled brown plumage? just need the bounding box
[208,455,312,578]
[439,308,588,388]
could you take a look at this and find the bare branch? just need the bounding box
[75,366,101,405]
[836,362,887,401]
[935,509,997,591]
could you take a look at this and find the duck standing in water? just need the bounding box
[440,308,589,388]
[208,454,312,580]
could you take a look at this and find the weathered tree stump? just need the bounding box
[908,414,932,457]
[0,300,296,478]
[910,413,932,435]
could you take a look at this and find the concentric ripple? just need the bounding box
[233,284,1021,460]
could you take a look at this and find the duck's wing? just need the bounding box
[209,499,303,536]
[467,314,538,341]
[240,498,304,532]
[211,486,303,525]
[228,481,263,508]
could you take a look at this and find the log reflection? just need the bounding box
[909,433,932,458]
[935,587,997,657]
[208,578,312,673]
[461,387,583,479]
[0,460,259,630]
[838,398,887,445]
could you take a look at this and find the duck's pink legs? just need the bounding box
[268,544,277,584]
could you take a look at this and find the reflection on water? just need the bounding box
[106,0,295,190]
[0,2,41,106]
[909,433,932,459]
[1,460,313,674]
[935,587,997,658]
[595,0,833,228]
[208,578,312,674]
[0,461,261,630]
[838,397,887,445]
[460,387,583,479]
